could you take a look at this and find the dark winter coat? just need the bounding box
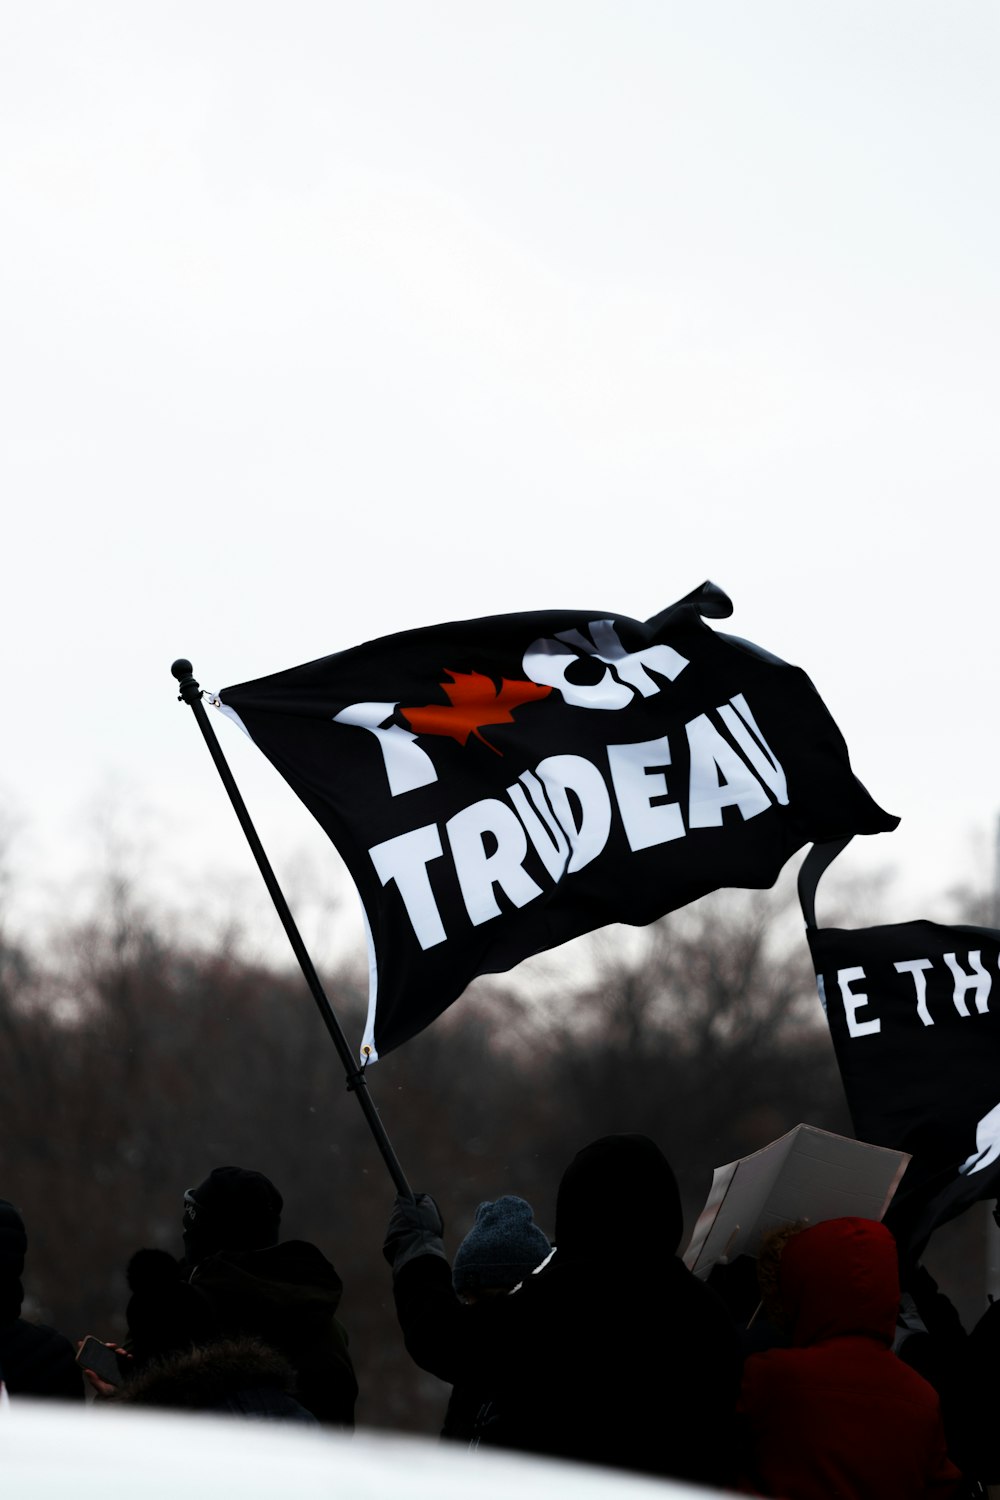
[897,1264,975,1477]
[0,1317,84,1401]
[947,1295,1000,1482]
[126,1240,357,1427]
[0,1198,83,1402]
[738,1217,961,1500]
[437,1315,500,1444]
[191,1241,357,1427]
[391,1136,743,1486]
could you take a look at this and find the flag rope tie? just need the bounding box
[345,1052,372,1093]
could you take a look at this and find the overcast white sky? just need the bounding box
[2,2,999,957]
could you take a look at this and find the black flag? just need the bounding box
[218,583,896,1059]
[806,912,1000,1256]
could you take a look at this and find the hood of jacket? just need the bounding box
[114,1335,300,1411]
[779,1217,899,1349]
[190,1240,345,1327]
[554,1135,684,1265]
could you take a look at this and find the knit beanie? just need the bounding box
[0,1200,27,1322]
[182,1167,283,1264]
[452,1196,551,1295]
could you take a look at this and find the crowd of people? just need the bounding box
[1,1137,997,1497]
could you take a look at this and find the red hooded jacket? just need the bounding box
[738,1218,960,1500]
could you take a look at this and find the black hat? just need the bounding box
[182,1168,283,1263]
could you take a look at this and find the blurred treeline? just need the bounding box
[0,850,990,1432]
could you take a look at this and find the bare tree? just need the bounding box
[0,848,885,1432]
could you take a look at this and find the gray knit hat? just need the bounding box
[452,1196,551,1295]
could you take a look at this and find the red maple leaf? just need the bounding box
[401,670,552,755]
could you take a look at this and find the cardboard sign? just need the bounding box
[683,1123,910,1277]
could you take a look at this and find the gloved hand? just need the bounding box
[901,1261,966,1340]
[383,1192,447,1275]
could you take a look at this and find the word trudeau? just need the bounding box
[366,690,786,950]
[218,594,896,1056]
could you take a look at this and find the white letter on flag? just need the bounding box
[838,966,881,1038]
[686,713,772,827]
[534,755,613,872]
[944,951,992,1017]
[522,620,688,711]
[606,736,684,852]
[369,825,447,949]
[447,799,544,926]
[334,703,438,796]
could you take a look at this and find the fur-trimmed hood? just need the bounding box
[113,1335,316,1422]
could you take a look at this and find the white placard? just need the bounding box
[683,1123,910,1277]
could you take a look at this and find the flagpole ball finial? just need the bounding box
[171,659,203,705]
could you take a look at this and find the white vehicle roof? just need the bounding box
[1,1401,730,1500]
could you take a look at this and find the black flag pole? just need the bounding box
[797,835,854,929]
[171,659,412,1199]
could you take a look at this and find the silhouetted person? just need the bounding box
[385,1134,742,1485]
[436,1195,550,1441]
[126,1166,357,1426]
[899,1203,1000,1484]
[0,1198,83,1402]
